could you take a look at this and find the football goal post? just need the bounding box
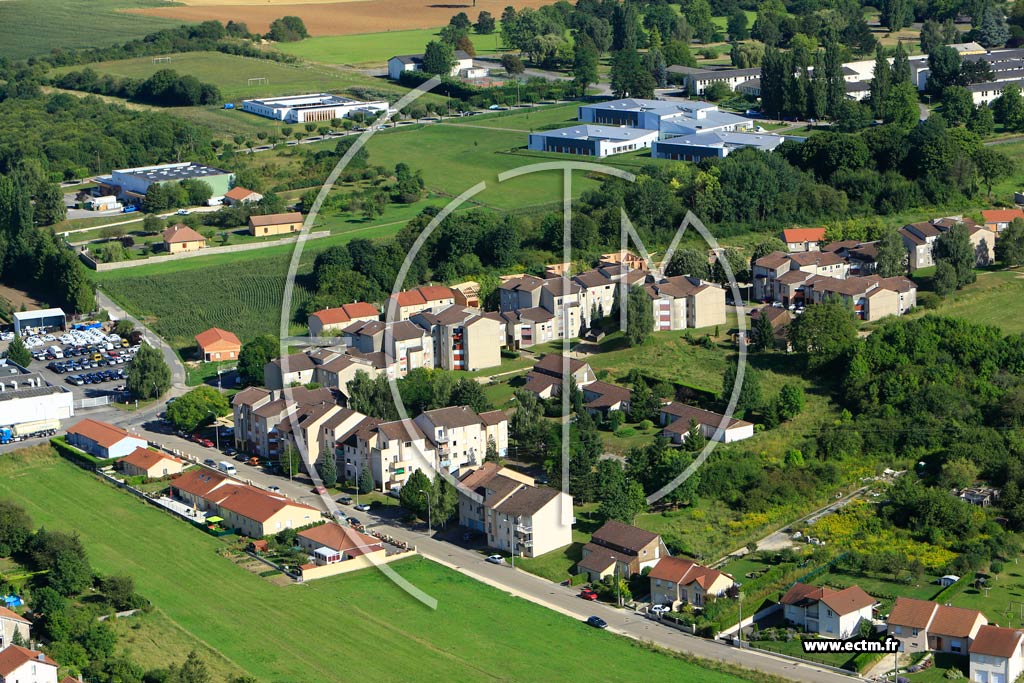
[247,77,269,86]
[152,56,172,64]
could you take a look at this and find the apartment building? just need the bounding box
[411,305,502,371]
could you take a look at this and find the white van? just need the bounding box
[218,461,237,476]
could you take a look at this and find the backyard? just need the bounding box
[0,448,758,683]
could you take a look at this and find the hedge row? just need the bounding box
[50,436,117,471]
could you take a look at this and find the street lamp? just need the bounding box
[420,488,432,533]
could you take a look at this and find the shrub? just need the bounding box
[614,427,637,438]
[638,419,654,430]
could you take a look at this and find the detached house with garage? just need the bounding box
[577,520,668,580]
[780,583,876,638]
[970,625,1024,683]
[649,557,736,609]
[887,597,987,655]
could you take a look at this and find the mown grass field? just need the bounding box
[919,270,1024,335]
[52,51,411,102]
[0,0,180,60]
[0,449,754,683]
[276,27,505,66]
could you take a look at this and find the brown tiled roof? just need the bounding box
[346,319,385,336]
[270,352,316,372]
[459,461,503,490]
[780,582,829,606]
[523,373,561,395]
[298,523,383,553]
[541,278,582,296]
[931,604,986,637]
[253,399,291,419]
[888,597,939,629]
[418,285,455,302]
[389,320,426,341]
[225,186,259,201]
[0,605,30,624]
[777,270,813,285]
[649,556,732,591]
[217,486,317,523]
[518,307,554,323]
[249,211,302,226]
[788,251,847,268]
[898,227,927,246]
[822,240,861,253]
[163,224,205,244]
[660,402,751,431]
[878,276,916,293]
[534,354,587,376]
[810,275,876,297]
[574,270,613,288]
[66,418,135,449]
[751,306,791,327]
[478,409,507,426]
[903,221,941,239]
[500,275,546,291]
[493,485,560,516]
[970,625,1024,658]
[232,386,271,407]
[577,543,619,572]
[121,447,183,471]
[754,251,790,269]
[782,227,826,243]
[583,381,631,409]
[195,327,240,350]
[377,419,426,441]
[591,520,659,554]
[420,405,483,429]
[982,208,1024,223]
[820,586,875,616]
[0,647,58,676]
[171,468,237,499]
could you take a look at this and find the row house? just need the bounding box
[458,462,573,558]
[805,274,917,321]
[900,217,996,272]
[413,405,509,472]
[500,307,557,349]
[887,597,987,655]
[411,305,503,372]
[343,319,433,378]
[231,386,336,460]
[307,302,380,338]
[659,401,754,444]
[644,275,727,331]
[822,240,879,275]
[276,401,345,467]
[384,285,456,321]
[752,250,850,303]
[574,264,646,328]
[500,275,584,343]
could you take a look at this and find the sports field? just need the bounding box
[0,0,180,60]
[52,51,411,102]
[277,28,505,66]
[125,0,553,36]
[0,449,752,683]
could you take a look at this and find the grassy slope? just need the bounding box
[916,270,1024,335]
[275,27,507,66]
[0,449,751,683]
[0,0,180,60]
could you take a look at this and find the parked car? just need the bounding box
[650,604,671,615]
[267,485,281,493]
[485,554,504,565]
[354,503,371,512]
[347,517,362,527]
[337,496,353,505]
[312,485,328,495]
[579,589,599,601]
[586,616,608,629]
[203,458,216,467]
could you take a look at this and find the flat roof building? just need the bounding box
[578,98,753,136]
[652,130,789,161]
[0,363,74,427]
[105,162,235,204]
[528,125,659,158]
[13,308,65,335]
[241,93,388,124]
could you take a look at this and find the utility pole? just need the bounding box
[420,488,432,533]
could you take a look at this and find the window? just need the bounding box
[912,628,919,636]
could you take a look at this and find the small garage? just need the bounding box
[13,308,67,335]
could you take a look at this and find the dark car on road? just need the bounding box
[346,517,362,527]
[586,616,608,629]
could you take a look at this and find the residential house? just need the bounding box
[119,447,186,479]
[364,419,433,493]
[450,281,481,308]
[310,353,383,398]
[248,212,303,236]
[539,279,583,339]
[0,607,29,652]
[414,405,509,473]
[223,186,263,205]
[959,486,1000,507]
[387,50,474,80]
[933,217,996,266]
[296,523,385,563]
[411,305,502,371]
[170,469,318,537]
[162,224,206,253]
[581,381,631,419]
[523,354,596,399]
[307,302,380,338]
[970,625,1024,683]
[982,208,1024,232]
[263,353,317,389]
[500,308,556,349]
[457,463,572,558]
[194,327,241,362]
[781,227,826,252]
[499,275,547,312]
[0,646,58,683]
[65,418,146,459]
[316,407,364,470]
[333,414,382,487]
[780,583,875,638]
[751,251,849,304]
[805,275,917,321]
[600,250,648,272]
[899,221,943,271]
[660,402,754,444]
[645,276,727,331]
[342,319,434,378]
[752,251,793,302]
[276,402,345,466]
[887,597,987,654]
[384,285,455,321]
[577,520,668,580]
[649,556,736,609]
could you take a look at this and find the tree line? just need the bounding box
[52,68,222,107]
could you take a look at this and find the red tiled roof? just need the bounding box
[121,447,183,471]
[0,646,58,676]
[312,302,379,325]
[66,418,135,449]
[0,605,30,624]
[299,523,383,553]
[782,227,826,243]
[649,556,732,590]
[216,486,317,523]
[982,209,1024,223]
[225,186,259,200]
[780,582,829,606]
[970,625,1024,658]
[162,224,205,244]
[195,327,241,350]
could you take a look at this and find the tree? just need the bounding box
[976,4,1010,48]
[775,383,805,420]
[967,104,996,136]
[266,16,309,42]
[238,334,277,385]
[876,228,907,276]
[994,83,1024,131]
[279,444,301,478]
[891,41,912,85]
[625,284,653,346]
[475,11,496,34]
[126,343,170,400]
[101,575,139,611]
[49,548,93,596]
[934,259,958,295]
[455,34,477,57]
[685,0,716,43]
[178,650,212,683]
[5,335,30,366]
[665,249,711,279]
[165,385,230,433]
[319,454,338,488]
[501,53,525,76]
[422,41,457,76]
[400,469,432,521]
[881,0,912,31]
[750,312,776,352]
[450,11,472,30]
[358,465,374,494]
[431,475,459,527]
[869,46,891,120]
[34,182,66,226]
[727,10,749,40]
[180,179,212,207]
[974,146,1013,198]
[721,363,762,416]
[920,19,958,55]
[824,40,845,118]
[571,42,600,97]
[610,48,655,99]
[787,300,858,369]
[596,477,646,524]
[997,218,1024,266]
[0,500,32,556]
[884,82,920,129]
[749,238,787,272]
[940,456,979,490]
[928,46,963,93]
[934,222,977,287]
[942,85,974,125]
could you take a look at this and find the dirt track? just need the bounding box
[125,0,554,36]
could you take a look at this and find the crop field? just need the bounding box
[125,0,554,36]
[0,0,180,60]
[0,449,753,683]
[52,51,412,102]
[276,27,505,66]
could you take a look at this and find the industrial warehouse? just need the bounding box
[96,162,236,205]
[241,93,389,123]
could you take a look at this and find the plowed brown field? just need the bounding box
[125,0,553,36]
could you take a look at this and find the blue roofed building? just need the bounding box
[527,125,659,158]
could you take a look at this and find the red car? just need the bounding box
[579,588,598,601]
[191,435,214,448]
[312,486,327,494]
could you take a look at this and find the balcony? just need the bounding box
[515,523,532,534]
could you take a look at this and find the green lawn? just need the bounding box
[52,51,415,102]
[0,448,758,683]
[951,564,1024,627]
[276,28,506,66]
[0,0,180,60]
[515,529,591,583]
[905,653,969,683]
[460,103,581,131]
[749,637,855,670]
[919,270,1024,335]
[808,569,944,613]
[587,328,733,394]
